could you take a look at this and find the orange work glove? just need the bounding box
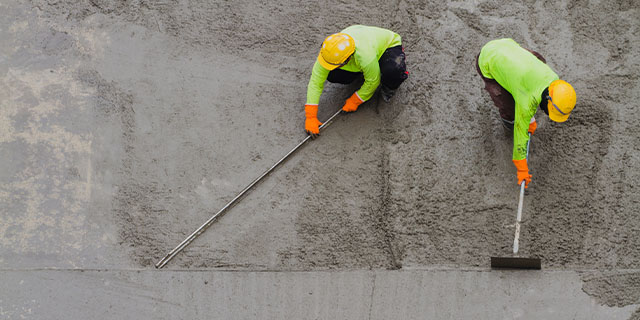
[513,159,532,188]
[342,92,364,112]
[528,118,537,134]
[305,104,323,138]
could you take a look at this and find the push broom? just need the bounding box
[491,132,541,269]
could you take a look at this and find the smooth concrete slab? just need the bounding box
[1,269,636,320]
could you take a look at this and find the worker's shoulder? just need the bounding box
[341,24,392,33]
[484,38,519,49]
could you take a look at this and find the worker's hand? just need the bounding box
[305,104,323,139]
[513,159,532,188]
[342,92,364,113]
[305,118,322,138]
[517,170,532,188]
[528,118,537,134]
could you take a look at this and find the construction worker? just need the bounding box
[476,38,576,188]
[304,25,409,138]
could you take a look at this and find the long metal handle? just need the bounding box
[512,132,532,254]
[513,181,526,254]
[155,109,343,268]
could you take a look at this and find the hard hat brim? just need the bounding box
[317,52,341,71]
[548,101,571,122]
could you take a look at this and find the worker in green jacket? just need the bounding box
[476,38,577,188]
[304,25,409,138]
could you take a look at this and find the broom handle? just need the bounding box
[513,181,526,254]
[513,132,532,254]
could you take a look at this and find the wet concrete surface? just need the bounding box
[2,0,640,318]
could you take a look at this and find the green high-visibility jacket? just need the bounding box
[306,25,402,105]
[478,38,559,161]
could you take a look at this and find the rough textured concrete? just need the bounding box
[1,269,637,320]
[2,0,640,318]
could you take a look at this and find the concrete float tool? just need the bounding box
[491,132,541,270]
[155,108,343,269]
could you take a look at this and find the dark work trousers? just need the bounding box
[475,49,546,122]
[327,45,409,90]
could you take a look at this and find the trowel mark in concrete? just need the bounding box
[357,129,403,270]
[371,145,403,270]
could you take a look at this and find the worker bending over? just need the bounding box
[476,38,576,188]
[304,25,409,138]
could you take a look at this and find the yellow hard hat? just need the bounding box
[547,79,576,122]
[317,33,355,70]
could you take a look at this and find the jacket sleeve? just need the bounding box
[512,101,531,161]
[355,59,381,102]
[306,61,330,105]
